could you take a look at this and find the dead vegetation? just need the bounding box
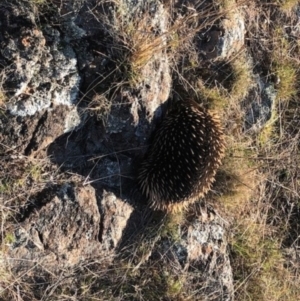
[0,0,300,300]
[211,1,300,300]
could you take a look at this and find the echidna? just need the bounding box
[138,99,224,211]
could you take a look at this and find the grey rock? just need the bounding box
[160,207,234,301]
[217,11,245,59]
[10,184,101,271]
[64,107,82,133]
[136,2,171,118]
[200,9,245,61]
[101,190,134,252]
[244,75,277,132]
[9,185,133,273]
[0,1,81,117]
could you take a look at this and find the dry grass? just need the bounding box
[200,2,300,298]
[84,94,112,122]
[103,0,224,87]
[211,105,300,301]
[271,27,298,101]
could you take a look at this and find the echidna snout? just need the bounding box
[137,99,224,211]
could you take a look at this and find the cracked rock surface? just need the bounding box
[1,1,80,117]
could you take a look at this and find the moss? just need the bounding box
[230,54,254,102]
[4,233,15,245]
[278,0,299,12]
[166,276,184,298]
[0,180,11,194]
[160,213,184,243]
[0,91,7,107]
[273,63,297,101]
[258,109,279,147]
[271,28,298,101]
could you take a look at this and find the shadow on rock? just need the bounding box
[46,95,168,254]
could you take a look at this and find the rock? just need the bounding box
[0,1,80,117]
[119,206,233,300]
[218,10,245,59]
[185,214,233,301]
[10,184,101,271]
[101,191,134,252]
[243,75,277,131]
[0,0,84,156]
[9,184,133,274]
[135,2,172,119]
[100,0,172,120]
[158,207,234,301]
[64,106,82,133]
[199,9,245,60]
[0,105,79,155]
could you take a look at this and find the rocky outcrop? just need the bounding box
[0,0,266,300]
[9,185,134,271]
[1,1,80,117]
